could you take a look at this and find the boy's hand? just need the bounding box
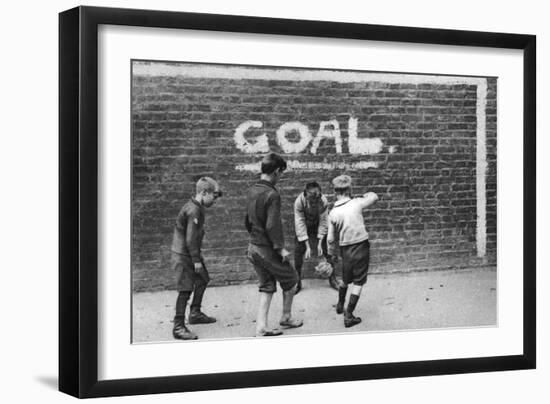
[361,191,379,209]
[194,262,203,274]
[317,239,323,257]
[280,248,291,263]
[304,243,311,260]
[363,192,379,202]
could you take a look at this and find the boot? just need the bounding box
[344,312,362,328]
[344,293,361,327]
[189,282,216,324]
[336,301,344,314]
[172,319,198,340]
[336,286,347,314]
[189,309,216,324]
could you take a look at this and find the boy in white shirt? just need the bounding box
[327,175,378,328]
[293,182,340,293]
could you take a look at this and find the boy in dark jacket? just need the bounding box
[171,177,222,340]
[245,153,303,337]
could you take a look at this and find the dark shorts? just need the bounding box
[171,252,209,292]
[341,239,370,286]
[247,244,299,293]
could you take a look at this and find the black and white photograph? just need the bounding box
[131,61,497,343]
[3,0,546,402]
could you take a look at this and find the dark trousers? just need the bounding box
[172,252,210,313]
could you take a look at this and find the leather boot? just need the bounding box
[344,312,362,328]
[172,319,198,340]
[188,310,216,324]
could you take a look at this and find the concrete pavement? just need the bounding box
[132,267,496,343]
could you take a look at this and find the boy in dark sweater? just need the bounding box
[171,177,222,340]
[245,153,303,337]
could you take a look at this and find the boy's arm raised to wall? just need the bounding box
[360,192,379,209]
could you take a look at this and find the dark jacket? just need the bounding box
[171,198,205,263]
[245,180,285,250]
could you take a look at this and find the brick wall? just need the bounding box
[131,62,497,292]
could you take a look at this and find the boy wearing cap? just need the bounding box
[171,177,222,340]
[245,152,303,337]
[327,175,378,328]
[293,182,340,293]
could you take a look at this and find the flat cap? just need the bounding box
[332,175,352,188]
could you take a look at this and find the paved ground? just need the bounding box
[132,267,496,343]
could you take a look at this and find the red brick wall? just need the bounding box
[131,63,496,292]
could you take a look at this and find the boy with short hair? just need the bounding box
[171,177,222,340]
[293,182,340,293]
[245,152,303,337]
[327,175,378,328]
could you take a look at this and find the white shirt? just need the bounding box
[293,193,329,242]
[327,193,378,255]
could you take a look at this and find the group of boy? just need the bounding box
[170,152,378,340]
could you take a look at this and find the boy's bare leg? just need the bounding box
[280,285,303,328]
[256,292,279,336]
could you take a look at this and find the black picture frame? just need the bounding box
[59,5,536,399]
